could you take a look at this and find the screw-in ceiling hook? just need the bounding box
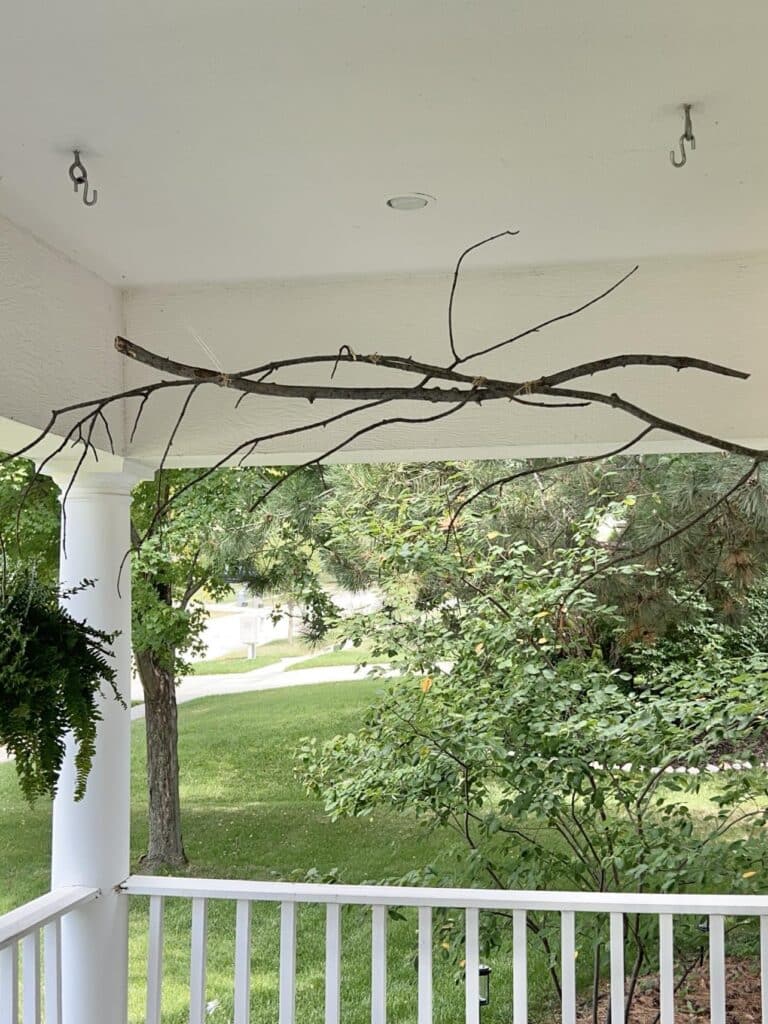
[670,104,696,168]
[67,149,98,207]
[81,180,98,206]
[68,150,87,191]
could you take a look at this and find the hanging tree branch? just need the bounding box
[3,230,765,569]
[112,335,749,406]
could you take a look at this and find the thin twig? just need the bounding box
[564,459,761,602]
[447,230,519,362]
[458,265,640,366]
[447,427,656,535]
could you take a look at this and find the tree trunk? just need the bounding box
[135,649,188,868]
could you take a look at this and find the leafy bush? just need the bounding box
[297,507,768,1017]
[0,567,121,801]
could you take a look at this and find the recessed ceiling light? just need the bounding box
[386,193,435,211]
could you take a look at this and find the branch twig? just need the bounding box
[2,232,764,563]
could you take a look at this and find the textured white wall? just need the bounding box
[0,214,124,456]
[123,251,768,465]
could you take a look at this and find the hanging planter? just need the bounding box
[0,566,122,802]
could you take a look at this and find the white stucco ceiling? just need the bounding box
[0,1,766,286]
[1,2,767,470]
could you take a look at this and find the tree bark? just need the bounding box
[135,648,188,868]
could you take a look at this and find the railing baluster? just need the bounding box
[234,900,252,1024]
[709,914,726,1024]
[761,916,768,1024]
[116,876,768,1024]
[21,931,40,1024]
[189,897,208,1024]
[43,919,62,1024]
[560,911,576,1024]
[324,904,341,1024]
[464,907,480,1024]
[417,906,432,1024]
[279,902,297,1024]
[371,905,387,1024]
[513,909,527,1023]
[659,914,674,1024]
[609,913,625,1024]
[146,895,165,1024]
[0,942,19,1024]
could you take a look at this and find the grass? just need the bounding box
[189,638,310,675]
[190,655,281,675]
[5,681,737,1023]
[3,680,551,1022]
[190,638,390,676]
[286,642,389,672]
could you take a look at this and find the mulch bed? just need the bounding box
[574,958,762,1023]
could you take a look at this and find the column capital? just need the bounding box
[44,458,155,497]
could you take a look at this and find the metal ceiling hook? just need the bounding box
[670,104,695,168]
[68,149,98,207]
[68,150,87,190]
[81,180,98,206]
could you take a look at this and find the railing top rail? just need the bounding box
[0,886,100,951]
[121,875,768,917]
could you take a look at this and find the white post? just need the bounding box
[49,465,147,1024]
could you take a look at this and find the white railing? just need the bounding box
[122,874,768,1024]
[0,886,99,1024]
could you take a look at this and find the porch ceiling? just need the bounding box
[0,2,766,467]
[0,1,766,286]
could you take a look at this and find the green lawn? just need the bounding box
[189,639,311,675]
[189,639,389,676]
[286,643,389,672]
[3,680,764,1022]
[190,655,281,675]
[2,680,560,1023]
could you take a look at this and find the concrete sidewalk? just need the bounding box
[0,661,387,761]
[130,659,388,720]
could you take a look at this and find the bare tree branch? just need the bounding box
[456,264,640,365]
[115,336,748,400]
[538,385,763,460]
[3,232,765,563]
[447,426,657,534]
[244,401,471,514]
[447,230,519,362]
[563,459,762,602]
[132,399,393,549]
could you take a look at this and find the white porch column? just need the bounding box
[49,465,148,1024]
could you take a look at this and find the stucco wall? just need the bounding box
[0,213,124,456]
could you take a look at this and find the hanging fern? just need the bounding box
[0,566,122,802]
